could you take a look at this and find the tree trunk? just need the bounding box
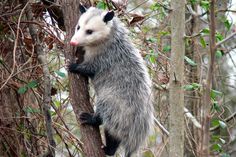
[61,1,105,157]
[169,0,185,157]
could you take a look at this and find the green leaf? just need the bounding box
[147,50,158,63]
[149,55,156,63]
[200,28,210,35]
[147,37,157,43]
[212,135,220,141]
[212,143,222,152]
[163,45,171,53]
[200,0,210,11]
[211,89,223,99]
[96,1,107,10]
[159,31,170,36]
[211,119,220,127]
[184,84,194,90]
[216,32,224,42]
[213,101,221,112]
[192,83,201,88]
[27,80,38,88]
[216,50,223,58]
[199,36,207,48]
[184,83,201,91]
[55,71,66,78]
[190,0,197,4]
[51,110,56,117]
[224,19,232,31]
[54,100,61,108]
[184,56,197,66]
[150,3,161,11]
[219,120,227,129]
[18,86,28,94]
[211,119,227,129]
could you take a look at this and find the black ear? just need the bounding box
[103,11,114,23]
[79,4,87,14]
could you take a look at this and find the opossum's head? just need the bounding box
[70,5,115,47]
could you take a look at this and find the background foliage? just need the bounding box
[0,0,236,156]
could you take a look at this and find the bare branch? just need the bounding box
[23,1,56,156]
[154,117,169,136]
[184,107,201,129]
[201,1,216,156]
[216,32,236,48]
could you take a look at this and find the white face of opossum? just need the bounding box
[70,5,114,47]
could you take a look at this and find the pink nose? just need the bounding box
[70,41,78,46]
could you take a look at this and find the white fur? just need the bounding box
[70,8,112,46]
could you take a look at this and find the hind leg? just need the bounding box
[103,129,121,156]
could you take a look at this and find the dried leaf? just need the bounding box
[129,13,145,25]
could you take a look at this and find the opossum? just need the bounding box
[68,5,153,157]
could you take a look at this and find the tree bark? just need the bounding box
[169,0,185,157]
[61,1,105,157]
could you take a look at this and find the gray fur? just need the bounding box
[73,8,153,157]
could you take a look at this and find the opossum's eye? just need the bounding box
[77,26,80,30]
[86,29,93,35]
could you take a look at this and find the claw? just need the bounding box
[79,112,93,125]
[68,63,79,73]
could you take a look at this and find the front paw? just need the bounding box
[67,63,79,73]
[79,112,94,125]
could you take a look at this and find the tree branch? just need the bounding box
[201,1,216,156]
[61,0,105,156]
[216,32,236,48]
[22,1,56,156]
[184,107,201,129]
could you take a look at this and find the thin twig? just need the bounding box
[0,2,29,91]
[127,0,150,13]
[154,117,169,136]
[216,32,236,48]
[228,52,236,68]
